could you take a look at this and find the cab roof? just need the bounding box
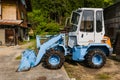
[78,8,103,11]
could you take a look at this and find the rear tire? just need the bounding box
[85,49,106,68]
[44,49,65,69]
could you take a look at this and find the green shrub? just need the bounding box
[28,10,61,35]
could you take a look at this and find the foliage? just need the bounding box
[28,10,61,35]
[83,0,114,8]
[28,0,116,35]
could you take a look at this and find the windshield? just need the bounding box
[71,12,80,25]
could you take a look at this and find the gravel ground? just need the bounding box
[64,55,120,80]
[0,46,70,80]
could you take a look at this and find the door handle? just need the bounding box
[81,34,84,38]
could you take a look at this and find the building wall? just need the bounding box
[104,2,120,56]
[104,2,120,40]
[114,32,120,56]
[1,0,28,27]
[16,0,28,41]
[0,0,31,45]
[17,0,28,27]
[2,0,17,20]
[0,29,5,45]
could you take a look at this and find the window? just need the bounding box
[71,12,80,25]
[96,11,102,32]
[80,10,94,32]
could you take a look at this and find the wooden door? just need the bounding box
[5,29,15,46]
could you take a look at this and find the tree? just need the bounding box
[83,0,114,8]
[28,0,115,35]
[28,10,60,35]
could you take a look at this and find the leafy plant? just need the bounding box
[28,10,61,36]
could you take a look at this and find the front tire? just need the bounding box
[85,49,106,68]
[44,49,65,69]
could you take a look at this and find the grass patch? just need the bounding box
[96,73,111,80]
[16,55,21,60]
[19,41,29,45]
[27,39,36,50]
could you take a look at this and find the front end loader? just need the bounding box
[17,8,113,72]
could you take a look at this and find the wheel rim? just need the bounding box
[92,54,103,65]
[49,55,60,66]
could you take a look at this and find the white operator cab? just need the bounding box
[68,8,105,48]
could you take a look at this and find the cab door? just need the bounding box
[95,11,105,43]
[77,10,95,46]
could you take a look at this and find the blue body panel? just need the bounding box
[72,46,87,61]
[72,43,112,61]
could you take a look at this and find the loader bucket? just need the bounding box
[17,34,64,71]
[17,49,36,71]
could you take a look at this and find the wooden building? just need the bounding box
[0,0,32,46]
[104,2,120,58]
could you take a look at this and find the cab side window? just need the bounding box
[80,10,94,32]
[96,11,103,32]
